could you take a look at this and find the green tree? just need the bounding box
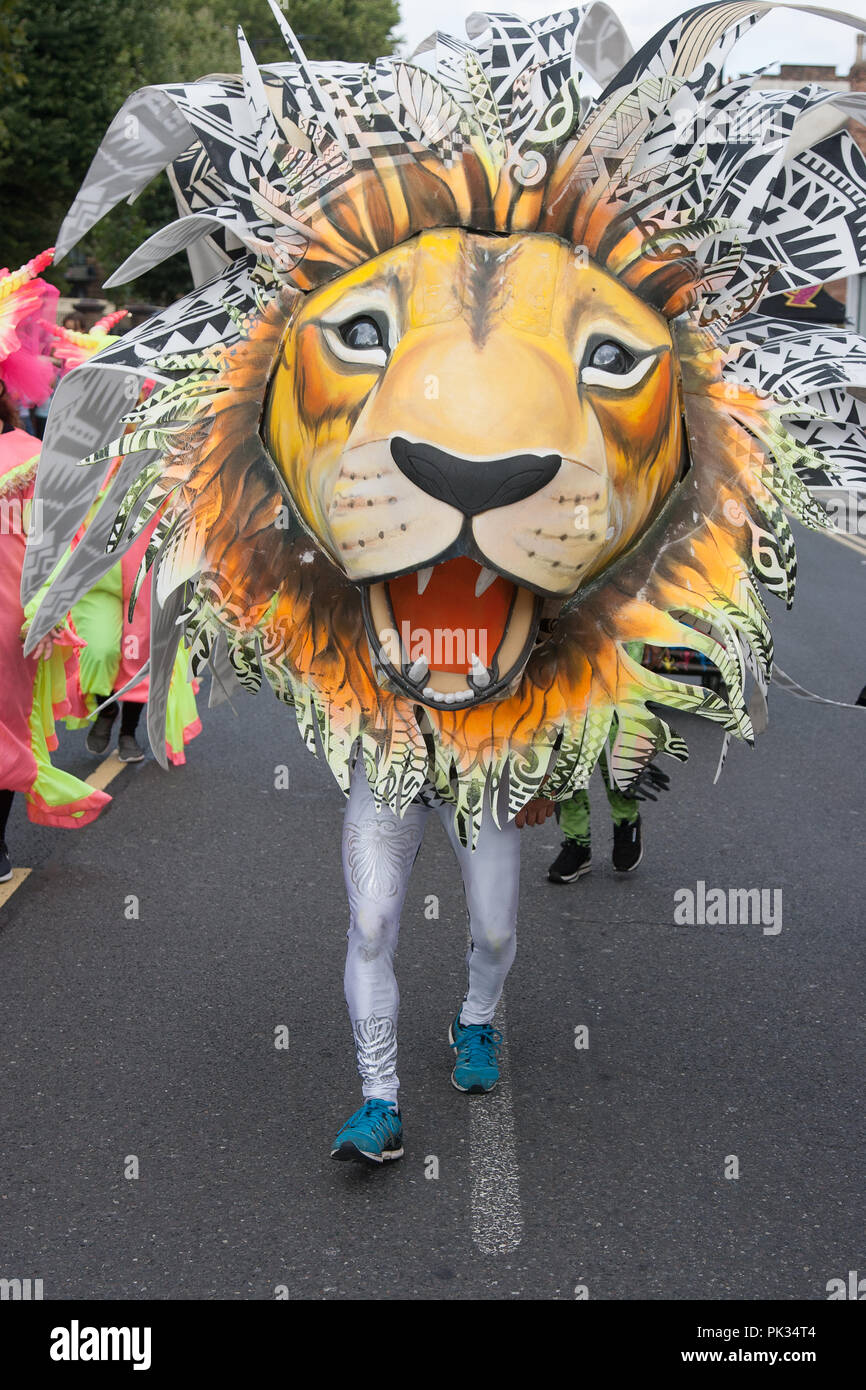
[0,0,400,302]
[219,0,400,64]
[0,0,25,84]
[0,0,153,273]
[0,0,26,156]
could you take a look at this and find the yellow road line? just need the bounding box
[0,867,32,910]
[1,758,130,914]
[85,752,129,792]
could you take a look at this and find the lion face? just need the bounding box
[264,228,683,709]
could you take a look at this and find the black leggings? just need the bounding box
[94,696,144,735]
[0,787,13,843]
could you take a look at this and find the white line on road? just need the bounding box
[468,996,524,1256]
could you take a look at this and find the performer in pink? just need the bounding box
[0,252,110,881]
[41,320,203,765]
[66,461,203,766]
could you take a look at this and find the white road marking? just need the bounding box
[468,997,524,1255]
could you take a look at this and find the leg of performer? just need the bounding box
[600,749,643,872]
[442,806,520,1024]
[438,803,521,1092]
[75,581,122,758]
[560,789,591,844]
[0,788,14,881]
[85,694,118,757]
[331,763,427,1164]
[600,748,639,825]
[548,788,592,883]
[118,699,146,763]
[120,701,144,733]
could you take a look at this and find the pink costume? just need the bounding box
[0,428,110,825]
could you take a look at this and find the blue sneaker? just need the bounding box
[449,1012,502,1094]
[330,1099,404,1165]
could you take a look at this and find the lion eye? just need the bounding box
[340,316,383,350]
[588,340,634,374]
[581,338,656,391]
[324,312,391,369]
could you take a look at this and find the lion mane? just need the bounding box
[24,2,866,842]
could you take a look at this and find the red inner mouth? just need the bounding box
[387,557,515,673]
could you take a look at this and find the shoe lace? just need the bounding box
[458,1022,502,1065]
[353,1098,398,1140]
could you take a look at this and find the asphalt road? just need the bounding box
[1,523,863,1301]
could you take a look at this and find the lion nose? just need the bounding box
[390,438,561,516]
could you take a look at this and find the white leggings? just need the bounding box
[341,763,520,1103]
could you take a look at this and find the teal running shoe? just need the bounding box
[330,1098,404,1165]
[449,1012,502,1094]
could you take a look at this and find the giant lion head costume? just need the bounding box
[23,1,866,842]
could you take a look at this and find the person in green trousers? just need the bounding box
[548,642,648,884]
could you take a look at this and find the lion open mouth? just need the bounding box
[363,556,541,708]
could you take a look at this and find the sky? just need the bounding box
[393,1,866,76]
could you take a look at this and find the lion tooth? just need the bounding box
[470,651,491,688]
[475,566,498,597]
[407,657,429,684]
[417,566,434,595]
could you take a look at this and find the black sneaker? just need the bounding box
[612,816,642,872]
[548,839,592,884]
[117,733,145,763]
[0,841,12,883]
[85,709,117,756]
[856,685,866,708]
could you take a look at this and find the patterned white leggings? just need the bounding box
[342,763,521,1103]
